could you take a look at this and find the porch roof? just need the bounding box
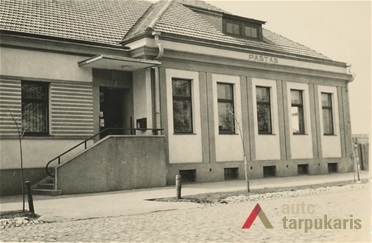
[78,55,161,71]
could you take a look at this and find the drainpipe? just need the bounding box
[152,31,163,134]
[345,64,360,182]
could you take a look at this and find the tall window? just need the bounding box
[172,79,193,133]
[217,83,235,133]
[21,81,49,135]
[256,86,272,134]
[321,93,334,135]
[291,90,305,134]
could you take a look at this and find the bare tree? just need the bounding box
[228,108,250,193]
[8,110,27,211]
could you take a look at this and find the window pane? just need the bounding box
[256,87,270,102]
[321,93,331,107]
[257,103,271,133]
[22,82,48,99]
[218,102,234,132]
[217,83,233,100]
[226,22,233,33]
[322,109,333,134]
[172,79,191,97]
[22,103,47,133]
[244,26,258,38]
[251,28,258,38]
[291,90,303,105]
[173,99,192,133]
[233,24,240,35]
[291,106,305,134]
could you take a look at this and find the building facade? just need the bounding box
[0,0,354,195]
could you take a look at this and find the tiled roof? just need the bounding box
[152,1,329,60]
[174,0,228,13]
[124,0,172,41]
[0,0,329,60]
[0,0,151,46]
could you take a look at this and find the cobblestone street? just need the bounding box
[1,183,370,242]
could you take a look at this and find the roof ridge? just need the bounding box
[148,0,174,30]
[175,0,228,13]
[123,0,173,42]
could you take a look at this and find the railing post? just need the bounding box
[58,157,60,165]
[84,141,87,149]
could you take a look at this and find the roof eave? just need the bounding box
[0,30,130,50]
[120,32,153,46]
[223,13,266,25]
[157,32,348,66]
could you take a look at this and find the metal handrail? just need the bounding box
[45,128,163,177]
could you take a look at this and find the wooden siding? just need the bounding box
[0,79,21,136]
[50,83,94,137]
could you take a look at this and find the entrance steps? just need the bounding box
[32,177,62,196]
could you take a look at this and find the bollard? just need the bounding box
[176,174,182,200]
[25,181,35,215]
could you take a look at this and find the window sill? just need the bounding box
[292,133,308,136]
[173,133,197,135]
[323,134,337,136]
[258,133,276,136]
[218,133,239,135]
[23,134,53,138]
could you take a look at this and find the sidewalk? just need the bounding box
[0,171,370,222]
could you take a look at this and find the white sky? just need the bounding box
[206,0,372,135]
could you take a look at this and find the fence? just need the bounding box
[352,134,369,171]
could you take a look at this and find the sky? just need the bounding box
[203,0,371,135]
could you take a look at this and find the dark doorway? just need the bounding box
[99,87,125,137]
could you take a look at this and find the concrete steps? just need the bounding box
[32,177,62,196]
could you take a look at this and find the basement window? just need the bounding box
[179,169,196,183]
[328,163,338,173]
[297,164,309,175]
[263,166,276,178]
[224,168,239,180]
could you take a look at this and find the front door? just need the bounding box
[99,87,125,137]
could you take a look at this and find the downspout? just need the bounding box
[345,64,360,182]
[152,31,163,134]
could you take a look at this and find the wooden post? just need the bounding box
[25,181,35,215]
[352,139,361,183]
[176,174,182,200]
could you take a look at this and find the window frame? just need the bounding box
[21,81,49,136]
[321,92,334,135]
[172,78,193,134]
[223,18,262,40]
[217,82,235,134]
[224,19,241,37]
[243,23,259,39]
[290,89,305,135]
[256,86,272,134]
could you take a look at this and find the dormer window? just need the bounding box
[226,21,240,36]
[223,14,265,41]
[244,24,258,38]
